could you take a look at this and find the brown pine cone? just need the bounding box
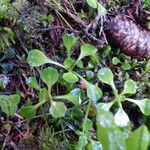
[105,14,150,59]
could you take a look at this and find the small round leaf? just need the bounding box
[97,2,107,16]
[54,88,81,105]
[112,57,121,65]
[97,67,115,88]
[79,44,98,60]
[86,0,98,8]
[86,70,94,79]
[26,77,39,90]
[121,64,131,70]
[63,71,78,83]
[114,108,130,127]
[63,57,75,69]
[122,79,137,95]
[87,83,103,103]
[19,106,36,119]
[82,119,93,132]
[63,34,77,57]
[50,102,67,118]
[27,50,50,67]
[41,67,59,88]
[126,98,150,116]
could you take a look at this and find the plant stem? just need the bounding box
[82,100,91,133]
[19,113,51,123]
[111,82,118,97]
[48,60,67,70]
[48,86,52,103]
[53,95,66,99]
[73,71,88,84]
[126,98,136,103]
[115,94,123,111]
[35,101,46,109]
[71,57,81,70]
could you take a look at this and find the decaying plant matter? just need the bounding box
[105,14,150,59]
[44,0,150,59]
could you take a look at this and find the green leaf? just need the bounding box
[127,99,150,116]
[63,57,75,69]
[148,22,150,30]
[122,79,138,95]
[86,140,103,150]
[97,2,107,16]
[19,106,36,119]
[78,134,88,150]
[26,76,39,90]
[121,64,131,70]
[77,60,84,69]
[97,67,116,90]
[63,34,77,57]
[38,88,47,102]
[0,94,20,116]
[86,139,103,150]
[96,101,115,111]
[145,59,150,72]
[86,70,94,79]
[87,83,103,103]
[102,45,111,58]
[114,108,130,127]
[125,125,150,150]
[63,71,78,83]
[50,102,67,118]
[41,67,59,88]
[79,44,98,60]
[86,0,98,8]
[82,119,93,132]
[64,88,81,105]
[112,57,121,65]
[27,50,66,69]
[27,50,50,67]
[96,110,126,150]
[53,88,81,105]
[19,101,45,119]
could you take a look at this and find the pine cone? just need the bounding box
[105,14,150,59]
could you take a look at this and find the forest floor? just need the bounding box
[0,0,150,150]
